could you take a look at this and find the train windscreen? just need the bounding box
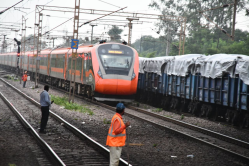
[98,44,134,75]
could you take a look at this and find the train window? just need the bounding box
[89,53,92,69]
[51,57,56,67]
[58,56,64,68]
[76,57,82,70]
[68,57,71,69]
[40,56,47,66]
[100,54,132,69]
[29,57,34,64]
[84,53,87,70]
[68,57,75,70]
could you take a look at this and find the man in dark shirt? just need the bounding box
[39,85,53,133]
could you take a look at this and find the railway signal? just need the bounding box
[14,38,21,75]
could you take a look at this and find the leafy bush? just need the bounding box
[51,95,94,115]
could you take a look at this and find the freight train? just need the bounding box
[0,42,139,102]
[137,54,249,128]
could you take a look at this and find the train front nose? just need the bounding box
[95,77,136,95]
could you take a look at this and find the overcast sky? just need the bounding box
[0,0,161,49]
[0,0,248,50]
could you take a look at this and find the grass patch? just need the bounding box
[51,95,94,115]
[165,115,173,118]
[103,118,111,124]
[134,102,140,107]
[152,108,163,112]
[6,75,19,81]
[180,114,184,120]
[9,164,17,166]
[143,105,149,109]
[153,144,157,147]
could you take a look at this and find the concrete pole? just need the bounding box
[90,24,97,44]
[231,0,237,41]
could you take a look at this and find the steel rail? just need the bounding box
[34,81,249,162]
[0,91,66,166]
[127,105,249,149]
[25,78,249,163]
[0,78,131,166]
[91,101,249,162]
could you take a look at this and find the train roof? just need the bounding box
[234,55,249,85]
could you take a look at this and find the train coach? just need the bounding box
[137,54,249,128]
[0,42,139,102]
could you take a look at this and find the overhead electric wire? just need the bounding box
[0,0,24,15]
[97,0,121,8]
[79,6,127,27]
[43,17,73,35]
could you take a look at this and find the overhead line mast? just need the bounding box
[68,0,80,103]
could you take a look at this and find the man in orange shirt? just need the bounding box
[22,71,28,88]
[106,103,130,166]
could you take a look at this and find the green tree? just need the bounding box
[107,25,123,41]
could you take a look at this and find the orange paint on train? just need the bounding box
[85,69,94,77]
[95,78,137,95]
[69,69,80,76]
[90,44,139,96]
[40,65,47,70]
[51,67,63,73]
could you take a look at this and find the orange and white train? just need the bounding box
[0,42,139,102]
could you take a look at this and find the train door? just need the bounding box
[83,53,87,83]
[64,52,67,79]
[48,53,51,76]
[80,53,84,83]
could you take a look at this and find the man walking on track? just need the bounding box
[106,103,130,166]
[22,71,28,88]
[39,85,53,134]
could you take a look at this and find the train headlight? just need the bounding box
[131,70,136,80]
[98,68,103,78]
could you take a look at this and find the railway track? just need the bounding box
[25,77,249,163]
[30,80,249,163]
[0,78,130,166]
[2,71,249,163]
[0,92,53,166]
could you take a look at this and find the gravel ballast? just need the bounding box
[3,77,249,166]
[0,88,52,166]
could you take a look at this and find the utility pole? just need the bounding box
[2,35,6,53]
[179,22,183,55]
[166,24,170,56]
[90,24,97,44]
[34,6,43,88]
[127,18,139,46]
[20,15,27,84]
[51,37,56,48]
[231,0,237,41]
[139,35,143,53]
[68,0,80,103]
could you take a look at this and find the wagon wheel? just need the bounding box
[239,117,246,129]
[178,102,186,114]
[212,108,219,121]
[225,110,232,123]
[188,102,193,113]
[206,106,214,119]
[173,98,180,113]
[192,103,201,116]
[232,112,239,126]
[169,98,175,112]
[86,86,92,99]
[162,97,170,111]
[199,105,206,117]
[245,116,249,128]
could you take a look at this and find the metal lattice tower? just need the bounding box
[33,6,43,88]
[68,0,80,103]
